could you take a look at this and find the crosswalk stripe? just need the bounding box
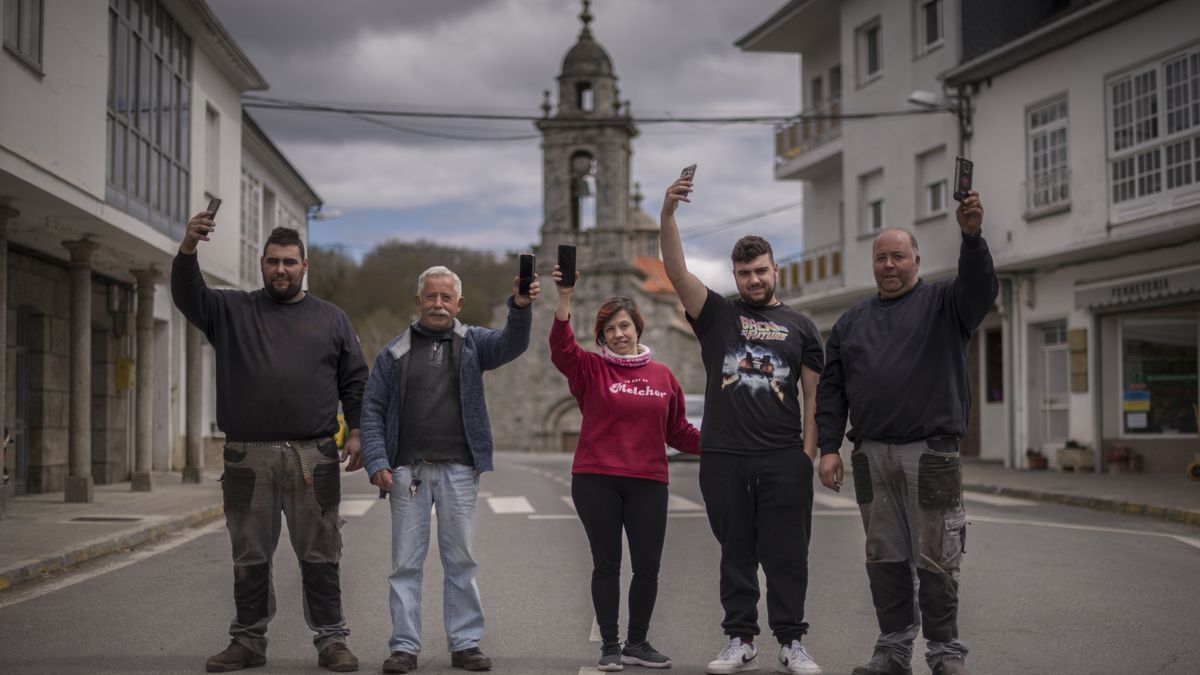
[339,498,378,517]
[813,493,858,509]
[562,495,578,511]
[486,496,534,514]
[667,494,704,512]
[963,492,1036,507]
[590,616,601,642]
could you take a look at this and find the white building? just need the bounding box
[738,0,1200,472]
[1,0,320,505]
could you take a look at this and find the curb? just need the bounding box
[963,483,1200,528]
[0,503,224,592]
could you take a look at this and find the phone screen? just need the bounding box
[519,254,535,296]
[557,245,576,288]
[953,157,973,201]
[680,164,697,179]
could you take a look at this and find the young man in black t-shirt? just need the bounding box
[659,176,824,675]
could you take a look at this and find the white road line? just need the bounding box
[0,520,225,610]
[486,496,534,514]
[579,668,603,674]
[970,514,1200,551]
[813,493,858,509]
[667,494,704,512]
[1171,535,1200,550]
[529,514,577,520]
[477,491,493,499]
[562,495,577,511]
[590,616,601,642]
[339,498,378,517]
[963,492,1037,507]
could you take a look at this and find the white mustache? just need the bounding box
[427,308,452,317]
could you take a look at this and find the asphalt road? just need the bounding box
[1,452,1197,674]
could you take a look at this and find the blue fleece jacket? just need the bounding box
[360,297,532,478]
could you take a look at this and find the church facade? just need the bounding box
[484,6,706,454]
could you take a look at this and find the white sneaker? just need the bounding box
[706,637,758,674]
[776,641,821,674]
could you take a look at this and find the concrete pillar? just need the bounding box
[182,322,203,483]
[63,239,99,503]
[130,268,159,491]
[0,207,15,516]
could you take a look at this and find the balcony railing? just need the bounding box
[775,97,842,164]
[778,241,843,297]
[1024,166,1071,217]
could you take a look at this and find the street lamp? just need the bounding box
[907,88,972,156]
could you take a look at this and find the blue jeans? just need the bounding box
[386,461,484,655]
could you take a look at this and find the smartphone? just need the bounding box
[953,157,973,202]
[518,253,535,296]
[206,196,222,217]
[557,245,576,288]
[680,164,697,180]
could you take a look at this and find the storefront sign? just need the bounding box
[1122,389,1150,412]
[1125,412,1148,429]
[1075,263,1200,309]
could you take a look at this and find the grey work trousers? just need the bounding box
[220,438,347,656]
[851,438,969,669]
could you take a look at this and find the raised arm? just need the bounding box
[951,191,999,333]
[659,177,709,319]
[170,210,223,334]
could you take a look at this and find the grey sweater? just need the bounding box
[170,252,368,441]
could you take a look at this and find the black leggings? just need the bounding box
[571,473,669,645]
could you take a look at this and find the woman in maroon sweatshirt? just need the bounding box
[550,267,700,672]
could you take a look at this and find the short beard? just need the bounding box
[264,278,303,302]
[740,282,775,307]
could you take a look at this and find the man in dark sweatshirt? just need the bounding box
[816,191,996,675]
[172,211,367,674]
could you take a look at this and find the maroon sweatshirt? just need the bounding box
[550,317,700,484]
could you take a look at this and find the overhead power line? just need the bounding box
[682,200,805,240]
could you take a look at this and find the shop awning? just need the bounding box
[1075,262,1200,309]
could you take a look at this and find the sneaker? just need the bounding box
[776,641,820,674]
[451,646,493,671]
[931,657,968,675]
[382,651,418,674]
[706,637,757,674]
[598,642,624,671]
[622,640,671,668]
[850,650,912,675]
[205,641,266,673]
[318,642,359,672]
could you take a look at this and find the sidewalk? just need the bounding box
[1,461,1197,594]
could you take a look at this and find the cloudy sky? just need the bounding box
[207,0,804,292]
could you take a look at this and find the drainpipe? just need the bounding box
[997,273,1021,468]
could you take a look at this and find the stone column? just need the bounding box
[63,239,99,503]
[183,322,203,483]
[130,268,159,491]
[0,207,15,515]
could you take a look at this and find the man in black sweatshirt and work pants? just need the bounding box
[172,211,368,673]
[816,192,996,675]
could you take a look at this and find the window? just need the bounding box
[916,0,943,55]
[1027,97,1070,212]
[916,146,947,219]
[576,82,593,112]
[830,65,842,99]
[1108,46,1200,206]
[3,0,42,70]
[810,76,823,108]
[240,170,262,287]
[857,19,882,85]
[1121,318,1198,435]
[985,328,1003,403]
[106,0,192,234]
[205,105,219,198]
[859,169,884,233]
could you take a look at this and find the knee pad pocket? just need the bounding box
[221,467,256,511]
[918,453,961,509]
[852,452,873,504]
[313,462,341,512]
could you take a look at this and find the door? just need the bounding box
[11,309,34,495]
[1038,322,1070,456]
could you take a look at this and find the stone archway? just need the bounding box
[544,396,582,454]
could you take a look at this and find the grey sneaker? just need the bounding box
[851,650,912,675]
[599,642,624,671]
[205,641,266,673]
[622,641,671,668]
[931,657,968,675]
[382,651,417,674]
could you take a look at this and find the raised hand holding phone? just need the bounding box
[181,199,221,254]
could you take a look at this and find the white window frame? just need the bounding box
[859,169,884,235]
[914,0,944,57]
[205,105,220,199]
[856,18,883,86]
[1026,96,1070,216]
[240,170,262,288]
[1107,44,1200,222]
[3,0,43,72]
[915,146,948,221]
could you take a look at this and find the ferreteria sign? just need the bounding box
[1075,263,1200,309]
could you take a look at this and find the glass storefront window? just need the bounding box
[1121,318,1198,435]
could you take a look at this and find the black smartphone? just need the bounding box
[557,245,576,288]
[680,164,697,180]
[953,157,973,202]
[519,253,535,296]
[206,196,222,217]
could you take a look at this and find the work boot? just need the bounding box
[318,642,359,672]
[205,641,266,673]
[382,651,418,674]
[451,646,493,671]
[931,657,968,675]
[851,649,912,675]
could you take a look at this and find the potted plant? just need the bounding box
[1057,439,1094,472]
[1026,447,1048,470]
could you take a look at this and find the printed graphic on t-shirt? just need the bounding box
[739,315,790,342]
[610,377,668,399]
[721,343,790,401]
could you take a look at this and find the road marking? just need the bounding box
[487,496,534,514]
[0,520,225,609]
[562,495,577,511]
[478,491,493,499]
[339,498,378,517]
[963,492,1036,507]
[590,616,601,642]
[667,494,704,512]
[813,493,858,509]
[970,514,1200,551]
[1171,535,1200,550]
[529,514,577,520]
